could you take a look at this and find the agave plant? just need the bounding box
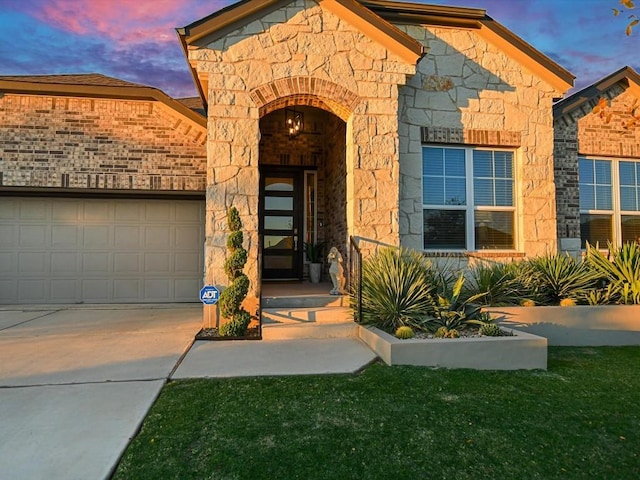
[357,247,435,332]
[586,241,640,304]
[425,273,490,332]
[464,261,527,306]
[523,252,600,305]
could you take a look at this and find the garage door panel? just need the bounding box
[82,279,111,302]
[18,279,47,302]
[19,225,48,247]
[144,253,170,273]
[0,224,16,246]
[145,204,172,221]
[113,279,141,301]
[51,280,78,302]
[83,226,110,247]
[52,201,79,221]
[18,253,47,273]
[0,280,17,302]
[114,253,141,273]
[175,279,201,300]
[51,253,79,273]
[176,226,201,249]
[1,198,204,304]
[144,279,170,300]
[20,200,48,220]
[83,253,110,272]
[0,253,15,273]
[82,201,111,221]
[115,202,141,221]
[144,226,171,248]
[52,226,79,247]
[175,253,200,272]
[114,226,141,247]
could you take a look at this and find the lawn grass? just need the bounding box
[114,347,640,479]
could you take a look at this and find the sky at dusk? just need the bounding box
[0,0,637,99]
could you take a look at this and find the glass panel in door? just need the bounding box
[261,170,303,279]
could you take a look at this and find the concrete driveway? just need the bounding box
[0,304,202,480]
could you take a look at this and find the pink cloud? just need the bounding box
[24,0,228,45]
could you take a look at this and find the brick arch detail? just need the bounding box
[250,77,360,121]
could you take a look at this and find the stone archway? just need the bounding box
[258,102,348,282]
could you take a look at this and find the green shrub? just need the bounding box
[218,207,250,337]
[218,274,249,318]
[523,253,599,305]
[224,249,248,279]
[586,241,640,304]
[358,247,435,332]
[464,261,526,306]
[425,274,489,332]
[395,326,415,339]
[219,310,251,337]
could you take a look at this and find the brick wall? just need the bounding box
[554,85,640,244]
[0,94,207,191]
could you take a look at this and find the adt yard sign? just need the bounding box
[199,285,220,305]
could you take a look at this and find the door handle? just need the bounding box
[293,228,298,251]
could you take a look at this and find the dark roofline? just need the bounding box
[0,75,206,129]
[553,66,640,119]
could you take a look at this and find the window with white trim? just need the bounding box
[422,146,515,250]
[579,156,640,247]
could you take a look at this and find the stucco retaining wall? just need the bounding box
[358,325,547,370]
[488,305,640,346]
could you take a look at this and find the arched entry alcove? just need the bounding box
[258,103,347,281]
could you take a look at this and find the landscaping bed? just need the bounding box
[358,324,547,369]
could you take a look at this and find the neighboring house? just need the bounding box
[0,0,578,310]
[554,66,640,253]
[0,74,207,303]
[176,0,573,320]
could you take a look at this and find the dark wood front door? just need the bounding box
[260,167,304,280]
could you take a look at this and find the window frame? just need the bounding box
[579,155,640,248]
[422,145,518,252]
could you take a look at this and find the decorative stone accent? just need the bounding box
[421,127,521,147]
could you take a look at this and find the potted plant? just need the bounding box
[304,241,325,283]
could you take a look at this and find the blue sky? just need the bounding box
[0,0,636,98]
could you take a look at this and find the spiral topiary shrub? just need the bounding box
[217,207,251,337]
[395,326,415,339]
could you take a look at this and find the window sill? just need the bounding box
[423,251,525,259]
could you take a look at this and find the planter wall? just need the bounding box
[358,325,547,370]
[487,305,640,346]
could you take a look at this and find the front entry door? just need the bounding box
[260,168,304,280]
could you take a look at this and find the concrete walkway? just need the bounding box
[0,305,377,480]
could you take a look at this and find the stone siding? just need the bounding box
[397,25,562,263]
[191,0,416,316]
[554,85,640,247]
[0,94,207,191]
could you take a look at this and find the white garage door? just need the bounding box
[0,197,205,304]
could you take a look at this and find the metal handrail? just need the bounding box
[349,236,363,322]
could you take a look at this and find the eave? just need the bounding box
[553,66,640,119]
[0,78,207,131]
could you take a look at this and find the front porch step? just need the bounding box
[261,306,356,340]
[261,294,350,309]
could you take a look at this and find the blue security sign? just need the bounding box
[199,285,220,305]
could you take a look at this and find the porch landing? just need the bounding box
[260,281,355,340]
